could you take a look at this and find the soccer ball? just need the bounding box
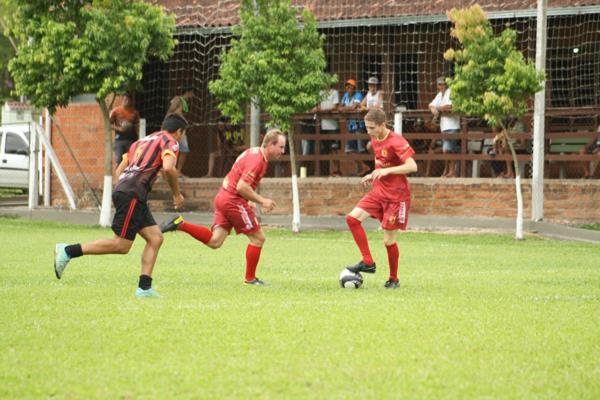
[339,268,363,289]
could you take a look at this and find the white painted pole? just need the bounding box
[139,118,146,139]
[28,122,39,209]
[532,0,547,222]
[291,174,301,233]
[394,106,406,134]
[44,110,51,206]
[34,123,76,209]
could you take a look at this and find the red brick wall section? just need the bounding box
[149,178,600,224]
[50,103,106,208]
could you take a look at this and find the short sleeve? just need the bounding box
[394,137,416,163]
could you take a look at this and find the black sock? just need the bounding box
[139,275,152,290]
[65,244,83,258]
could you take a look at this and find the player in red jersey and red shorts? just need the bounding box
[160,128,287,285]
[346,108,418,289]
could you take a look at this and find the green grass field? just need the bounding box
[1,217,599,399]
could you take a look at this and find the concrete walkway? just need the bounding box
[1,206,599,244]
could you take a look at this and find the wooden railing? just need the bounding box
[280,108,600,178]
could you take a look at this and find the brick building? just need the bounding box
[48,0,600,223]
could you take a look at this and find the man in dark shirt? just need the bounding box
[53,114,188,298]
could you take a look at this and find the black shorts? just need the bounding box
[111,191,156,241]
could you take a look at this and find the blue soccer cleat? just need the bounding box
[54,243,71,279]
[135,287,161,298]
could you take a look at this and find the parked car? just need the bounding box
[0,124,30,189]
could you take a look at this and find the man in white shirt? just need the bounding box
[311,86,341,175]
[429,77,461,177]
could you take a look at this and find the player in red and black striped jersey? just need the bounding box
[159,129,287,286]
[53,114,188,298]
[345,109,418,289]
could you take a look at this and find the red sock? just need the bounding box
[346,215,374,265]
[245,244,262,281]
[386,243,399,281]
[179,221,212,244]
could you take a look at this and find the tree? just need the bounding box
[0,1,17,105]
[4,0,175,225]
[209,0,335,232]
[444,5,544,239]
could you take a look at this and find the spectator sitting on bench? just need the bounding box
[580,124,600,179]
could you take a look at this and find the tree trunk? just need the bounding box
[97,98,113,227]
[287,124,301,232]
[505,129,524,240]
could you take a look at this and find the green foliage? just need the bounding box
[1,217,600,398]
[444,5,544,130]
[0,35,13,102]
[4,0,176,112]
[209,0,336,131]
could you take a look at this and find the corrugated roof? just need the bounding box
[149,0,598,27]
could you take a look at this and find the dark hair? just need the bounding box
[162,113,189,133]
[181,85,194,94]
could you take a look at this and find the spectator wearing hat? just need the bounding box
[360,77,383,111]
[429,76,460,177]
[339,79,369,175]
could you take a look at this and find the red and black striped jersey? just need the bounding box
[114,131,179,200]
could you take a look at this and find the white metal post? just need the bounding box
[44,109,51,206]
[139,118,146,139]
[28,122,38,209]
[394,106,406,135]
[532,0,547,222]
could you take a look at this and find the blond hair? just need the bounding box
[262,128,285,147]
[365,109,387,125]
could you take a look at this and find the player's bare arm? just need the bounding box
[162,153,184,209]
[236,180,276,211]
[362,157,418,184]
[115,157,128,177]
[167,97,181,114]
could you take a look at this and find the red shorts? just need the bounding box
[356,191,410,231]
[213,193,261,235]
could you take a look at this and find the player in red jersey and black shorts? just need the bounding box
[346,108,418,289]
[160,128,287,285]
[53,114,188,298]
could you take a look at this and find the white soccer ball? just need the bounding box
[339,268,363,289]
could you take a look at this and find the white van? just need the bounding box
[0,124,30,189]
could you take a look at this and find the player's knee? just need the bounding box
[383,238,396,247]
[346,214,360,227]
[116,241,132,254]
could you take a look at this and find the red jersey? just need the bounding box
[114,131,179,200]
[370,130,415,201]
[219,147,268,200]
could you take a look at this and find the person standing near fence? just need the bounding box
[339,79,369,176]
[429,77,460,178]
[53,114,188,298]
[360,77,383,111]
[312,85,341,176]
[167,86,194,177]
[110,93,140,167]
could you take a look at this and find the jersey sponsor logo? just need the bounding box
[381,148,388,157]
